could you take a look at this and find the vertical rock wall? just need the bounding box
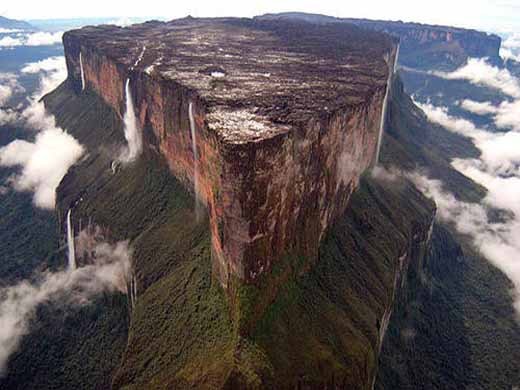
[63,32,398,286]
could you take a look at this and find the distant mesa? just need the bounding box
[0,15,33,30]
[257,12,502,70]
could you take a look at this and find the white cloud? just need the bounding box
[0,127,84,209]
[25,31,63,46]
[0,36,23,47]
[371,165,401,182]
[500,33,520,62]
[494,99,520,132]
[0,32,63,47]
[415,101,491,139]
[22,100,55,130]
[0,28,23,33]
[419,101,520,175]
[0,109,18,126]
[500,47,520,62]
[452,159,520,216]
[22,56,67,99]
[459,73,520,131]
[503,32,520,51]
[459,99,498,115]
[21,56,65,74]
[414,62,520,317]
[409,172,520,318]
[0,73,24,105]
[20,56,67,129]
[0,85,14,106]
[0,56,82,209]
[0,235,132,375]
[432,58,520,98]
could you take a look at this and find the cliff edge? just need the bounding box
[258,12,502,70]
[62,18,398,290]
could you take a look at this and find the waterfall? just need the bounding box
[132,275,137,308]
[127,274,137,309]
[79,52,85,91]
[66,209,77,270]
[120,78,143,162]
[188,102,201,218]
[133,46,146,68]
[394,43,401,74]
[375,44,400,164]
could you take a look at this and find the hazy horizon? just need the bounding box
[1,0,520,34]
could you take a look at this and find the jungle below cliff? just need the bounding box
[47,79,436,389]
[0,29,519,389]
[2,67,518,389]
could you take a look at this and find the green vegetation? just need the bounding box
[28,79,438,388]
[381,76,486,203]
[10,73,514,389]
[0,84,130,389]
[2,294,129,390]
[376,222,520,390]
[0,125,58,283]
[375,75,520,389]
[248,176,434,388]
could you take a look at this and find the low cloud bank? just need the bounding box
[432,58,520,98]
[416,59,520,316]
[459,99,498,115]
[0,127,84,209]
[501,33,520,62]
[0,73,24,106]
[418,59,520,177]
[415,101,490,139]
[21,56,65,74]
[409,172,520,318]
[458,98,520,132]
[0,31,63,47]
[421,99,520,177]
[500,48,520,62]
[0,28,23,34]
[22,56,67,98]
[0,233,132,375]
[0,56,84,209]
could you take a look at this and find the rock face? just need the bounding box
[63,18,397,285]
[348,20,501,69]
[258,13,501,70]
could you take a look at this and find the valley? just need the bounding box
[0,11,518,390]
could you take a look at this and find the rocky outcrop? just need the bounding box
[345,20,500,69]
[62,18,398,286]
[258,13,502,69]
[44,69,437,389]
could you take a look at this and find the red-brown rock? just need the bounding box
[62,18,398,285]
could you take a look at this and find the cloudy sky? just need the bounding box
[1,0,520,33]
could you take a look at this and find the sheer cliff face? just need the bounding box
[257,13,501,70]
[45,72,436,389]
[63,18,397,285]
[348,21,501,69]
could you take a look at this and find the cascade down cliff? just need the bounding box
[2,15,514,390]
[257,12,502,70]
[62,18,399,290]
[39,17,440,389]
[47,77,435,388]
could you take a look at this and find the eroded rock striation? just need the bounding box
[63,18,398,285]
